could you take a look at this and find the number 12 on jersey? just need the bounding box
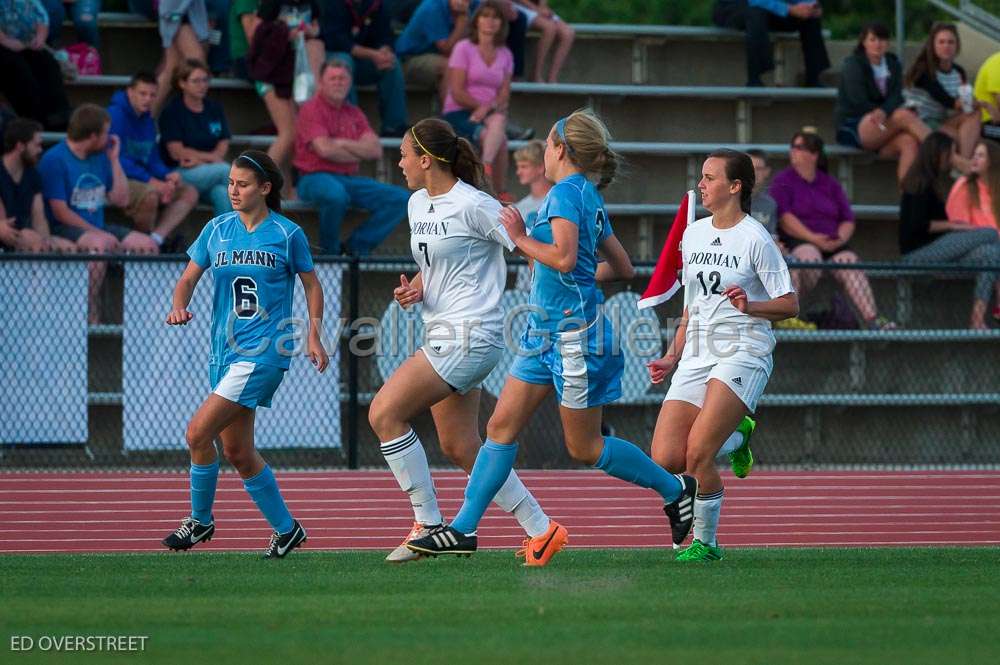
[418,242,430,266]
[696,270,722,296]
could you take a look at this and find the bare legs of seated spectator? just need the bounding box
[530,15,574,83]
[790,243,893,329]
[10,228,77,253]
[858,107,929,184]
[127,181,199,248]
[155,25,207,116]
[938,111,981,172]
[480,112,509,193]
[262,91,298,200]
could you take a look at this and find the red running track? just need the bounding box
[1,470,999,553]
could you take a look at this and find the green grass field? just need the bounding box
[2,548,998,664]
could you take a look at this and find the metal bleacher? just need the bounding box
[22,13,997,467]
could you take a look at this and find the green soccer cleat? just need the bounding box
[676,539,724,561]
[728,416,756,479]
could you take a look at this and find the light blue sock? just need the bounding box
[190,458,219,524]
[450,440,518,535]
[594,436,683,503]
[243,465,294,534]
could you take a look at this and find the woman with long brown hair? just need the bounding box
[904,22,981,166]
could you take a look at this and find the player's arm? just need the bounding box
[724,287,799,321]
[299,270,330,372]
[648,307,687,384]
[167,261,205,325]
[500,206,578,272]
[595,234,635,282]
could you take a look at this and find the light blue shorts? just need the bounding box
[510,319,623,409]
[210,362,285,409]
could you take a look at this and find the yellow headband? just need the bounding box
[411,129,450,163]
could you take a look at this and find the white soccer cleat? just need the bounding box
[385,522,438,563]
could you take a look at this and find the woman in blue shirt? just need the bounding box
[161,150,328,559]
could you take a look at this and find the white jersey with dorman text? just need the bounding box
[680,214,794,371]
[408,179,515,348]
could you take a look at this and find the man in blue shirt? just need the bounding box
[108,72,199,248]
[39,103,158,322]
[712,0,830,87]
[396,0,469,96]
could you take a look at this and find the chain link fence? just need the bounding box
[1,254,998,470]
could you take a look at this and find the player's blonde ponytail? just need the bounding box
[555,108,624,190]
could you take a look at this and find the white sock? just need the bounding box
[717,430,743,457]
[150,232,164,246]
[491,470,551,538]
[693,489,724,547]
[380,430,442,526]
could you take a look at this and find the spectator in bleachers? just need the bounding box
[946,139,1000,232]
[901,131,1000,329]
[258,0,325,83]
[0,0,71,130]
[513,1,573,83]
[470,0,526,80]
[513,139,548,220]
[903,23,980,170]
[512,139,548,291]
[771,130,896,330]
[746,148,779,243]
[154,1,210,116]
[41,0,100,48]
[40,104,157,321]
[294,59,408,255]
[322,0,410,137]
[835,22,929,185]
[159,59,233,216]
[0,118,75,253]
[974,51,1000,139]
[443,0,512,195]
[204,0,232,75]
[109,72,199,249]
[711,0,830,88]
[395,0,469,101]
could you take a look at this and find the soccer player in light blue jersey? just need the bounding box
[406,109,699,559]
[161,150,328,559]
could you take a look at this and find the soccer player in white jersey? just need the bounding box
[648,150,800,561]
[368,118,566,566]
[406,109,699,559]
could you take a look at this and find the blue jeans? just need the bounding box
[179,162,232,216]
[327,52,409,134]
[297,172,408,255]
[43,0,102,47]
[204,0,232,74]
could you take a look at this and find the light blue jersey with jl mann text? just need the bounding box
[187,210,315,369]
[528,173,613,331]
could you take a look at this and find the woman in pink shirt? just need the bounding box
[442,0,513,195]
[946,139,1000,231]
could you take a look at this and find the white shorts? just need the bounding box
[422,340,502,395]
[665,359,770,413]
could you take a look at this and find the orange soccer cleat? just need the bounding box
[517,521,569,567]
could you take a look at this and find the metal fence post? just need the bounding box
[347,256,360,469]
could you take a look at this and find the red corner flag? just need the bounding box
[637,190,695,309]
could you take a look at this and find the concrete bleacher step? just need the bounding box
[81,14,831,87]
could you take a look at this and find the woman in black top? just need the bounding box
[835,23,930,184]
[903,23,980,169]
[900,131,1000,329]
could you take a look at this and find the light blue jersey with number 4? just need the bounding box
[529,173,613,331]
[187,210,314,369]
